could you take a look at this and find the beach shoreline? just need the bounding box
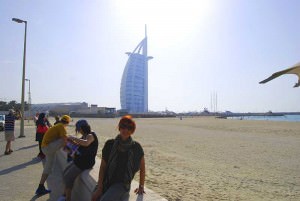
[18,117,299,200]
[63,117,300,201]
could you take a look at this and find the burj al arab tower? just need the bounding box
[120,26,153,113]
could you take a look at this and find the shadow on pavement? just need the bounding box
[29,195,40,201]
[17,144,38,151]
[0,157,40,175]
[29,193,51,201]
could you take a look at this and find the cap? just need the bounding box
[75,119,89,132]
[61,115,71,124]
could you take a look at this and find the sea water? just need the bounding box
[229,115,300,122]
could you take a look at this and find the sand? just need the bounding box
[66,117,300,201]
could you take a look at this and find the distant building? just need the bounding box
[120,26,153,113]
[31,102,88,114]
[76,104,116,115]
[32,102,116,117]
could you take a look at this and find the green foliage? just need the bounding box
[0,100,28,111]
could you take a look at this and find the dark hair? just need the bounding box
[80,124,91,135]
[36,113,46,126]
[61,120,68,124]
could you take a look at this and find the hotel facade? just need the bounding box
[120,28,153,113]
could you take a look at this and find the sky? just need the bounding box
[0,0,300,113]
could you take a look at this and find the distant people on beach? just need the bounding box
[57,119,98,201]
[54,115,61,125]
[35,113,52,159]
[4,109,17,155]
[35,115,71,196]
[92,115,146,201]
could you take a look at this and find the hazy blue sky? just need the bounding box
[1,0,300,113]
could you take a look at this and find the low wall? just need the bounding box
[56,149,167,201]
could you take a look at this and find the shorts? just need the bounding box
[63,162,83,189]
[42,138,64,174]
[5,131,15,141]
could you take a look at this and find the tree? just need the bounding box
[0,100,28,111]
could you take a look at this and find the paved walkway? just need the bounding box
[0,122,167,201]
[0,122,64,201]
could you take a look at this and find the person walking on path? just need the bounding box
[57,119,98,201]
[35,112,52,159]
[4,109,17,155]
[35,115,71,196]
[92,115,146,201]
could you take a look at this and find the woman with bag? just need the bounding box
[35,113,51,159]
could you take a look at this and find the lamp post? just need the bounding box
[25,79,31,123]
[12,17,27,138]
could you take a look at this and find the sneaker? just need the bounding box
[9,149,13,153]
[57,195,66,201]
[4,151,10,155]
[40,153,46,159]
[35,186,51,195]
[37,153,46,159]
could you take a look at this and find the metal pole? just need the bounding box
[28,79,31,123]
[25,79,31,123]
[19,21,27,137]
[12,18,27,138]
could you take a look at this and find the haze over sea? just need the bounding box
[228,114,300,122]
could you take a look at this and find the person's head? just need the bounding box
[118,115,136,135]
[8,109,14,115]
[60,115,71,125]
[38,113,46,120]
[75,119,91,135]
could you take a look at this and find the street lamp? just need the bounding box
[12,17,27,138]
[25,79,31,123]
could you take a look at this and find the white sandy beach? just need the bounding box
[62,117,300,201]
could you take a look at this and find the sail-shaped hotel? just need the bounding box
[120,27,153,113]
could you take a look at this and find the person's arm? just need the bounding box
[46,119,52,127]
[17,110,22,118]
[91,159,107,201]
[134,156,146,195]
[68,134,95,147]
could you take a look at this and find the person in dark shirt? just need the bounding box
[35,113,52,159]
[57,119,98,201]
[4,109,16,155]
[92,115,145,201]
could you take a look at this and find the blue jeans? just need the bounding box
[100,183,129,201]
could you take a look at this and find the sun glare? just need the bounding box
[114,0,215,44]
